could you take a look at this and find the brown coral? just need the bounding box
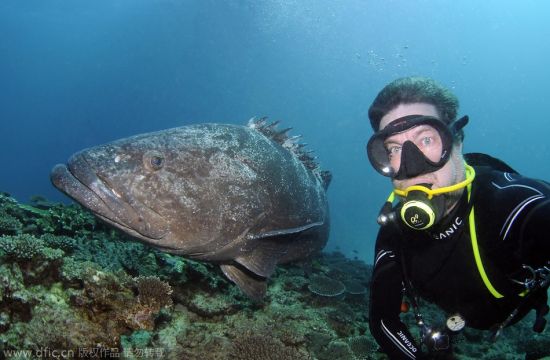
[118,303,157,331]
[113,276,174,331]
[136,275,173,307]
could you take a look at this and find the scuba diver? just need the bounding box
[366,77,550,359]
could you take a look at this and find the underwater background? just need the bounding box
[1,0,550,263]
[0,0,549,358]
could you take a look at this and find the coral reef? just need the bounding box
[0,192,546,359]
[0,234,64,262]
[349,335,377,359]
[0,213,22,235]
[231,332,311,360]
[136,276,173,308]
[308,274,346,297]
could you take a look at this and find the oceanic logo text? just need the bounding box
[397,331,418,353]
[433,216,464,240]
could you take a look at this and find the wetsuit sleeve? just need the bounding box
[369,228,423,359]
[519,188,550,268]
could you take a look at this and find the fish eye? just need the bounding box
[150,156,163,168]
[143,151,165,171]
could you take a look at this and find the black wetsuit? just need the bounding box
[369,166,550,359]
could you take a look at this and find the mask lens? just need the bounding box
[384,125,443,174]
[367,116,454,178]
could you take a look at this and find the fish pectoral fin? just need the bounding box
[234,222,324,277]
[220,264,267,301]
[235,239,287,278]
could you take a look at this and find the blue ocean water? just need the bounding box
[1,0,549,264]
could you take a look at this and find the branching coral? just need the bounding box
[0,193,89,236]
[21,203,96,236]
[0,213,22,235]
[0,234,63,262]
[116,276,174,331]
[40,233,77,252]
[136,276,173,308]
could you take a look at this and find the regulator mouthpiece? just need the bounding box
[400,185,446,230]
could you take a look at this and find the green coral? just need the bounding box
[0,234,64,262]
[0,193,97,237]
[318,340,355,360]
[0,193,20,212]
[40,233,77,252]
[71,234,158,275]
[0,263,25,304]
[31,203,96,236]
[121,330,153,351]
[59,257,102,283]
[0,212,22,235]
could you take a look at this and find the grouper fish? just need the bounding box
[51,119,331,300]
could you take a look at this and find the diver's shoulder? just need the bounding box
[374,222,403,248]
[473,166,550,197]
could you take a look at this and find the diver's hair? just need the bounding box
[368,77,464,141]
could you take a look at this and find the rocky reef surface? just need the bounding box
[0,192,548,359]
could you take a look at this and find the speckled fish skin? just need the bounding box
[51,120,330,300]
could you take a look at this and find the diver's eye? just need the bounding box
[386,145,402,158]
[421,136,433,146]
[143,151,165,171]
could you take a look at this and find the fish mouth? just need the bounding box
[50,152,170,243]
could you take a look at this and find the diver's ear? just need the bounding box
[453,141,464,155]
[450,142,465,170]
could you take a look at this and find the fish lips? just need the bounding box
[51,152,169,242]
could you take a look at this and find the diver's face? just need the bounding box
[379,103,465,193]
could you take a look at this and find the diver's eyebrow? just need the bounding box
[412,125,437,136]
[384,138,401,147]
[385,125,436,145]
[414,124,438,135]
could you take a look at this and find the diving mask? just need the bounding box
[378,164,476,230]
[367,115,469,179]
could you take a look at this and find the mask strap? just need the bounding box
[451,115,469,135]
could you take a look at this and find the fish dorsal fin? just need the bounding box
[320,170,332,191]
[220,264,267,301]
[247,117,332,189]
